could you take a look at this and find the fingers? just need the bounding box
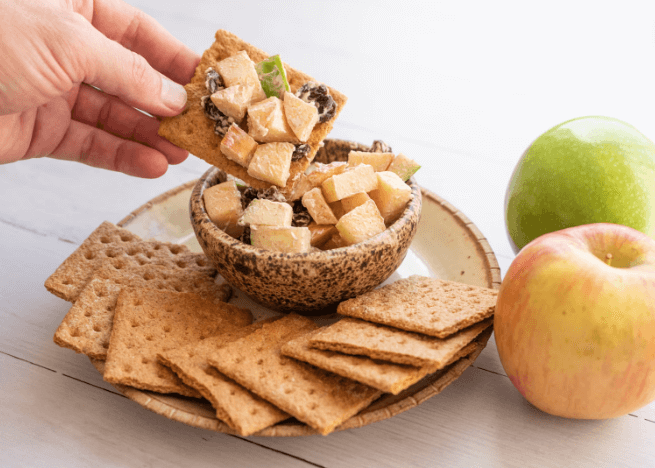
[75,17,188,117]
[52,120,170,178]
[72,84,188,165]
[91,0,200,85]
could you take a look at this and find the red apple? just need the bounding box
[495,223,655,418]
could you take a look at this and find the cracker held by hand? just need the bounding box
[158,318,290,436]
[158,29,347,198]
[207,314,381,435]
[44,221,216,302]
[337,275,498,338]
[53,258,232,360]
[309,317,493,368]
[103,288,252,396]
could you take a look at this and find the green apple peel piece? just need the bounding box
[387,153,421,181]
[256,55,290,99]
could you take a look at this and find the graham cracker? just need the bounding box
[44,221,214,302]
[309,317,493,368]
[207,314,381,435]
[158,318,290,436]
[337,275,498,338]
[282,328,481,394]
[53,258,232,359]
[158,29,347,198]
[103,288,252,396]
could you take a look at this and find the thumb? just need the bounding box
[77,21,188,117]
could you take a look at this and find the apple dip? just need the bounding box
[193,45,420,253]
[203,143,421,253]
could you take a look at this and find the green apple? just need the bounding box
[495,223,655,419]
[505,116,655,253]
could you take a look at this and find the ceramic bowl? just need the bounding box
[189,139,422,314]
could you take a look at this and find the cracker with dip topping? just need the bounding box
[158,29,347,198]
[337,275,497,338]
[53,257,232,359]
[103,288,252,396]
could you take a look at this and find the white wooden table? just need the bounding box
[2,1,655,466]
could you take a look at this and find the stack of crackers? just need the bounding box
[48,226,497,436]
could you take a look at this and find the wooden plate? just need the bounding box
[90,150,501,436]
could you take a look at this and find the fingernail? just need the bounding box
[160,75,187,111]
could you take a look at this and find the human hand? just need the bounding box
[0,0,200,178]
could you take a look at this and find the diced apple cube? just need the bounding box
[211,85,254,122]
[215,51,266,104]
[250,225,311,253]
[307,222,338,248]
[368,171,413,224]
[288,161,348,200]
[283,92,319,142]
[320,232,349,250]
[321,164,378,203]
[341,192,371,213]
[386,153,421,181]
[247,97,298,143]
[247,142,295,187]
[220,124,258,168]
[328,201,345,220]
[239,199,293,227]
[335,199,386,245]
[347,151,394,172]
[202,180,244,238]
[301,187,338,225]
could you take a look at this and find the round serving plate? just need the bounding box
[90,145,501,437]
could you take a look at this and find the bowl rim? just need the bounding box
[191,164,422,261]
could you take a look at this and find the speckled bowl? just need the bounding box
[190,139,422,314]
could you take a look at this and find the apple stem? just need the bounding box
[605,253,613,266]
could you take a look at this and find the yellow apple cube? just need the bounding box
[320,232,349,250]
[247,97,298,143]
[347,151,394,172]
[335,199,386,245]
[368,171,412,224]
[220,124,258,168]
[321,164,378,203]
[211,85,254,122]
[247,142,295,187]
[328,200,345,220]
[215,51,266,104]
[341,192,371,213]
[283,91,319,142]
[202,180,244,238]
[307,223,338,248]
[239,199,293,227]
[288,161,348,200]
[386,153,421,181]
[250,225,311,253]
[302,188,338,225]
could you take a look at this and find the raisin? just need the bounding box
[239,226,251,245]
[205,67,224,94]
[292,144,310,162]
[370,140,392,153]
[240,186,287,210]
[295,81,336,123]
[201,95,221,121]
[291,200,312,227]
